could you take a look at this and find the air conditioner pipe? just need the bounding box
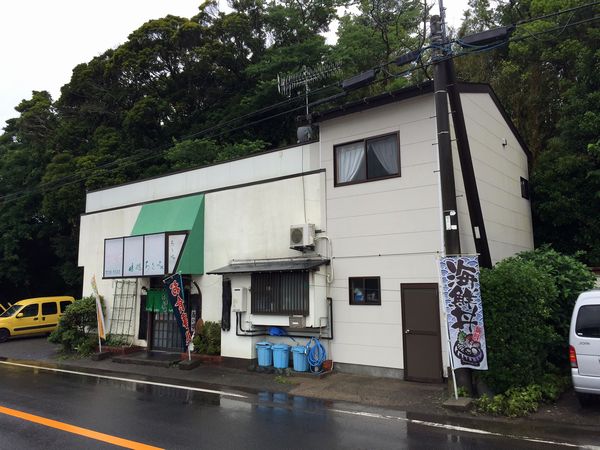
[235,298,333,340]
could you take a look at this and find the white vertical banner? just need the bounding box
[439,256,488,370]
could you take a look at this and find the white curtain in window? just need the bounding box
[369,137,398,175]
[337,142,365,183]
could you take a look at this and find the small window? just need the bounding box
[349,277,381,305]
[42,302,58,315]
[576,305,600,338]
[60,301,72,313]
[20,304,39,318]
[335,133,400,186]
[520,177,530,199]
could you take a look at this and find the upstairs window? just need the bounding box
[335,133,400,186]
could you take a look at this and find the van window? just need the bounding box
[42,302,58,315]
[60,301,72,313]
[20,304,39,318]
[0,305,21,318]
[576,305,600,338]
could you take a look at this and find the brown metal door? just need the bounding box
[401,283,443,382]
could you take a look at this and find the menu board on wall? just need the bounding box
[168,234,187,273]
[143,233,166,276]
[104,238,124,278]
[123,236,144,277]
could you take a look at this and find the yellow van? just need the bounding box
[0,296,75,342]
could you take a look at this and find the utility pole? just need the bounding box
[430,6,474,395]
[430,13,461,258]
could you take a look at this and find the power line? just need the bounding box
[515,1,600,25]
[1,4,598,205]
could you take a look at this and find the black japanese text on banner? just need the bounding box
[440,256,488,371]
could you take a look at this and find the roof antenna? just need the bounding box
[278,63,340,142]
[277,63,340,117]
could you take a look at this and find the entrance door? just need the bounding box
[152,310,183,352]
[401,283,443,382]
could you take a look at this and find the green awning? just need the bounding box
[131,194,204,275]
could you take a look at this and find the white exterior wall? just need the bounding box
[77,86,533,377]
[455,93,534,264]
[85,143,320,213]
[78,206,146,344]
[79,171,328,356]
[201,172,327,359]
[318,95,446,372]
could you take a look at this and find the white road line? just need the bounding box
[0,360,247,399]
[330,408,600,449]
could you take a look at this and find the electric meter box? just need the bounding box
[232,287,248,312]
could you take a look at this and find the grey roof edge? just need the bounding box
[207,257,330,275]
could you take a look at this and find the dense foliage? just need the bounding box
[517,246,595,367]
[479,247,594,405]
[455,0,600,266]
[193,320,221,355]
[48,296,103,355]
[0,0,598,303]
[479,256,557,393]
[475,374,570,417]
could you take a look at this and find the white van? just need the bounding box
[570,290,600,406]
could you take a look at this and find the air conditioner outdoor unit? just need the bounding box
[290,224,315,250]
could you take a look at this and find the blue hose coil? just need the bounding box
[306,337,326,372]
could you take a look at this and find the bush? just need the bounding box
[474,374,570,417]
[48,296,103,355]
[517,246,595,369]
[479,257,557,393]
[475,385,542,417]
[193,321,221,355]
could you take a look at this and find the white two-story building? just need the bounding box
[78,81,533,381]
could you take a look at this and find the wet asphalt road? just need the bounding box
[0,362,590,449]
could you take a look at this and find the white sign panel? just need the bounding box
[168,234,186,273]
[104,238,124,278]
[123,236,144,277]
[439,256,488,371]
[143,233,166,276]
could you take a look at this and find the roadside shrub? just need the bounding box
[479,258,557,393]
[517,246,595,369]
[475,385,542,417]
[474,374,570,417]
[48,296,102,355]
[193,321,221,355]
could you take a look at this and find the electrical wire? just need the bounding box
[1,3,598,205]
[515,1,600,25]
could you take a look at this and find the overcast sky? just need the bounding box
[0,0,469,131]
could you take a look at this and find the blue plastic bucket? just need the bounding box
[291,345,309,372]
[256,341,273,367]
[272,344,290,369]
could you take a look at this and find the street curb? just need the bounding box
[443,396,473,411]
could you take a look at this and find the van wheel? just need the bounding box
[0,329,9,343]
[577,393,595,408]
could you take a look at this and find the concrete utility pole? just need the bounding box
[430,13,460,258]
[430,8,474,395]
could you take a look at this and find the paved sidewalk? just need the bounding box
[1,336,599,438]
